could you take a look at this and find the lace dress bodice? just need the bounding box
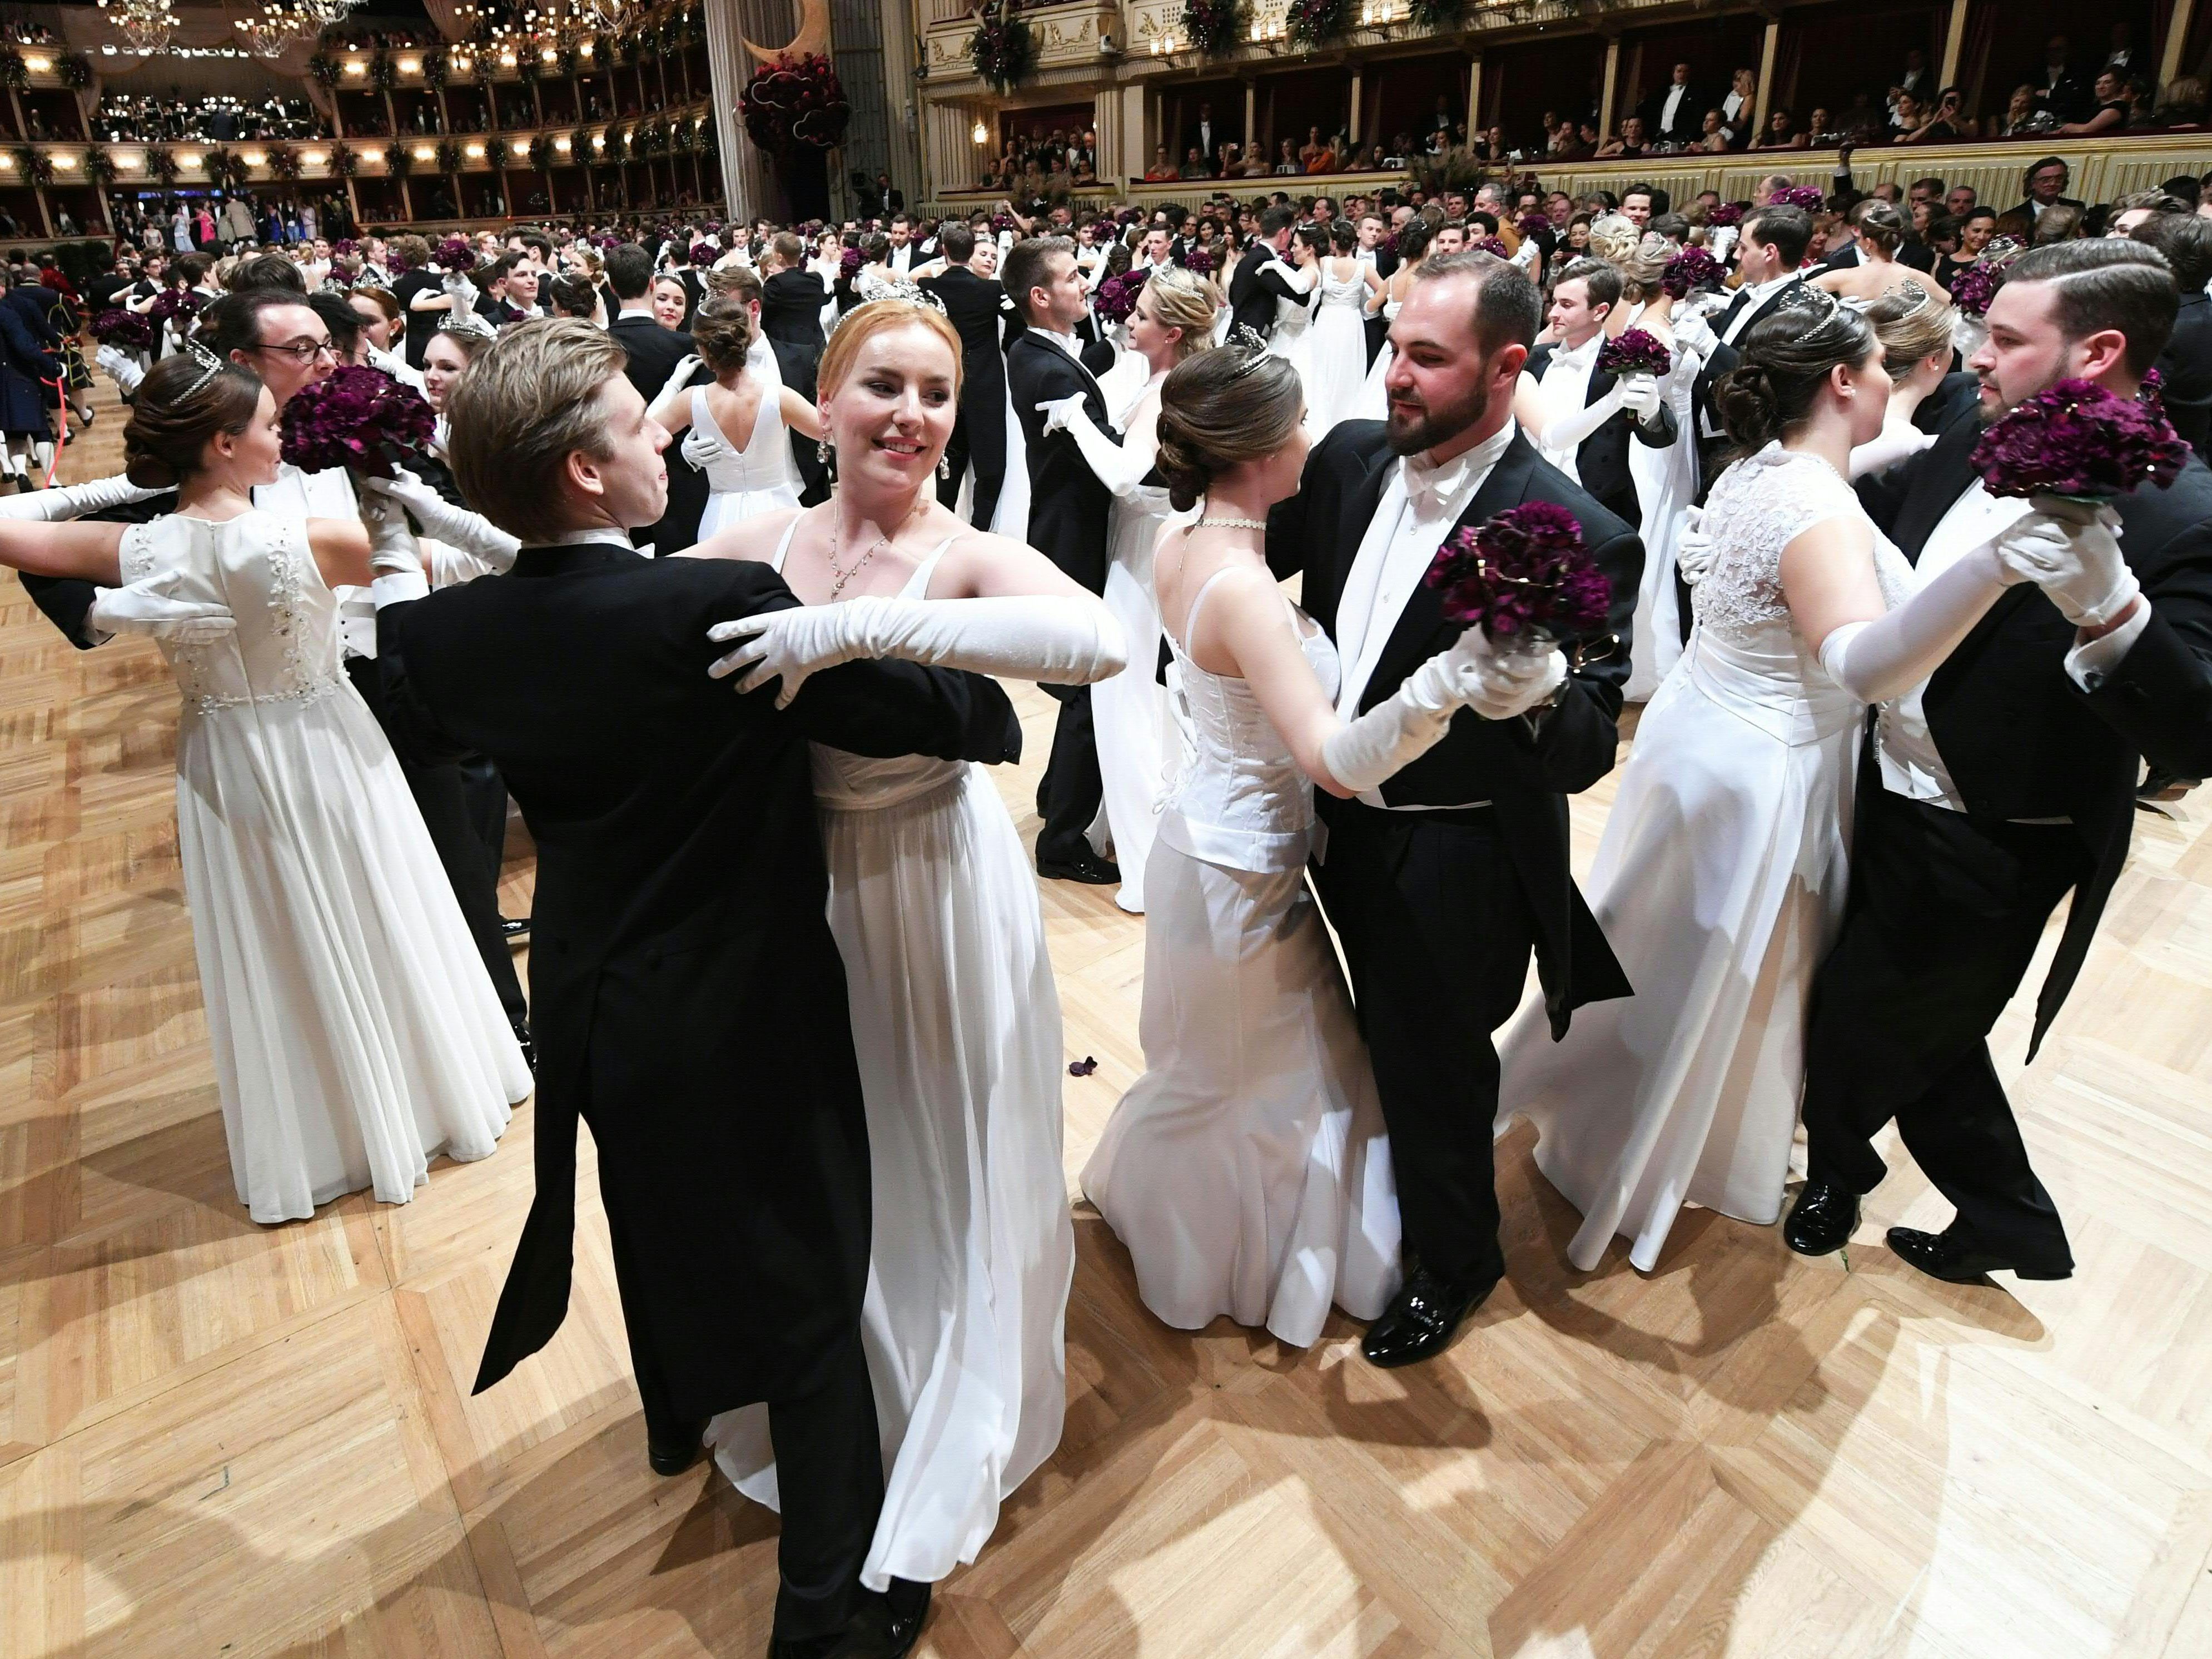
[1159,568,1339,873]
[118,510,346,716]
[1319,267,1368,311]
[1274,264,1316,337]
[1692,443,1916,741]
[682,383,794,494]
[769,523,967,810]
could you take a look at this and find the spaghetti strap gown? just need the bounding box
[1082,568,1401,1345]
[684,382,802,537]
[118,509,529,1223]
[708,523,1072,1591]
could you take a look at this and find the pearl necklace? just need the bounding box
[1189,515,1266,532]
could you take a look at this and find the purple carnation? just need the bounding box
[435,236,475,271]
[91,308,153,350]
[1473,236,1512,259]
[1971,377,2189,503]
[279,363,438,481]
[990,211,1017,234]
[1774,185,1825,210]
[1182,244,1217,276]
[1424,501,1612,643]
[1948,261,2001,317]
[1707,202,1744,227]
[838,245,863,278]
[1661,247,1724,300]
[1517,212,1551,241]
[688,240,716,265]
[331,238,360,257]
[2140,366,2166,417]
[1092,267,1148,325]
[1595,326,1671,380]
[1115,206,1143,227]
[147,288,205,325]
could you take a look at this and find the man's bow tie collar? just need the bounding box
[1404,451,1476,519]
[1553,335,1602,371]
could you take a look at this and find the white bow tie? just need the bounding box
[1554,337,1601,371]
[1403,455,1473,520]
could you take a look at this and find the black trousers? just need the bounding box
[938,375,1007,531]
[1801,788,2081,1270]
[1310,805,1536,1288]
[1035,686,1103,867]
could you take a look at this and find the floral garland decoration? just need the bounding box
[83,149,117,187]
[569,128,591,165]
[1286,0,1350,50]
[969,3,1035,95]
[264,144,302,182]
[11,145,49,187]
[421,51,449,90]
[1405,0,1463,26]
[57,54,91,91]
[602,125,627,163]
[1178,0,1247,57]
[307,52,340,91]
[370,52,396,93]
[435,137,465,176]
[147,148,178,183]
[385,143,414,177]
[739,54,851,153]
[0,51,24,92]
[329,144,359,178]
[528,135,555,172]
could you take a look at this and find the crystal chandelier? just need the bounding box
[296,0,364,29]
[579,0,632,29]
[97,0,179,55]
[235,2,315,59]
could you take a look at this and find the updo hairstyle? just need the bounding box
[1617,231,1673,302]
[1863,284,1955,370]
[1155,346,1304,513]
[1585,212,1641,266]
[1143,266,1225,362]
[1855,200,1907,256]
[690,294,758,374]
[122,352,265,489]
[1713,293,1878,452]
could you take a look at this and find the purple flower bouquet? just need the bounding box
[990,211,1018,235]
[1971,377,2189,505]
[1774,185,1826,210]
[91,308,153,351]
[1182,244,1216,276]
[1517,212,1551,242]
[1473,235,1512,259]
[1707,202,1744,227]
[688,240,716,266]
[435,236,476,272]
[279,364,438,481]
[331,238,361,258]
[1092,267,1147,325]
[1424,501,1612,648]
[146,288,205,326]
[1661,247,1724,299]
[838,245,863,279]
[1948,261,2002,318]
[1595,326,1671,380]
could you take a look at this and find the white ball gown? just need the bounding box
[1620,304,1703,699]
[1495,444,1912,1270]
[1353,296,1400,421]
[1264,261,1320,413]
[709,528,1072,1591]
[118,509,530,1223]
[683,383,802,536]
[1082,568,1401,1346]
[1304,262,1374,440]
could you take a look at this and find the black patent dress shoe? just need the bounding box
[1886,1225,2072,1284]
[1036,848,1120,885]
[510,1019,536,1074]
[1362,1264,1497,1369]
[501,916,531,940]
[1783,1180,1860,1256]
[647,1417,707,1476]
[769,1584,931,1659]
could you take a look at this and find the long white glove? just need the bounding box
[1037,393,1087,436]
[361,489,430,605]
[658,352,703,408]
[442,271,478,312]
[1848,415,1937,480]
[706,592,1129,707]
[1539,381,1628,457]
[1677,505,1714,587]
[357,467,519,567]
[1817,539,2016,703]
[87,567,236,644]
[1060,404,1150,500]
[0,470,162,522]
[2000,496,2140,628]
[1671,310,1716,361]
[96,343,145,395]
[1618,372,1663,424]
[1318,625,1563,793]
[426,539,508,587]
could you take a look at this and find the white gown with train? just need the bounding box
[1082,569,1401,1345]
[1265,262,1320,419]
[118,509,530,1224]
[684,383,802,538]
[1622,303,1704,700]
[709,530,1072,1591]
[1495,444,1911,1270]
[1305,264,1374,441]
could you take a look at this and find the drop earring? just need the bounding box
[938,451,950,480]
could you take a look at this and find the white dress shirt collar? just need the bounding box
[548,526,641,549]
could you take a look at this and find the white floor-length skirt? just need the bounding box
[1305,300,1371,441]
[1087,485,1176,912]
[708,762,1072,1590]
[697,479,803,538]
[1495,630,1861,1271]
[1623,353,1701,699]
[1082,844,1401,1346]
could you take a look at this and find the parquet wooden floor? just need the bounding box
[4,375,2211,1658]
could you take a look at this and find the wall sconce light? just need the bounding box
[344,58,366,76]
[242,151,265,167]
[51,152,74,168]
[360,148,384,163]
[178,152,201,170]
[304,150,326,166]
[23,55,50,73]
[971,119,987,143]
[399,56,420,74]
[555,136,571,152]
[591,132,605,148]
[117,152,141,169]
[465,142,487,158]
[510,139,530,156]
[499,49,516,66]
[1149,31,1179,54]
[412,145,435,161]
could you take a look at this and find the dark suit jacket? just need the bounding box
[1227,242,1301,338]
[1525,340,1679,526]
[1006,329,1118,591]
[2010,195,2088,225]
[760,268,829,357]
[1912,371,1985,437]
[1266,424,1640,1034]
[1856,413,2212,1051]
[769,336,829,506]
[1692,276,1806,494]
[2157,290,2212,462]
[373,546,1021,1417]
[610,312,709,553]
[919,265,1008,405]
[1644,82,1706,145]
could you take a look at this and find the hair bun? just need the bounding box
[1152,427,1212,515]
[1713,361,1782,450]
[123,450,179,490]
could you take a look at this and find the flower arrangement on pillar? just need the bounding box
[1286,0,1349,49]
[968,0,1035,94]
[739,54,852,152]
[1178,0,1247,57]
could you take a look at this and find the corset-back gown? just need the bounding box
[1306,265,1373,440]
[708,525,1072,1591]
[119,509,529,1223]
[1496,444,1913,1270]
[1082,568,1401,1346]
[684,382,801,538]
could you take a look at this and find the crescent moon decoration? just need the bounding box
[743,0,832,66]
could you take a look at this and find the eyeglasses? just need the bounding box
[246,337,338,364]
